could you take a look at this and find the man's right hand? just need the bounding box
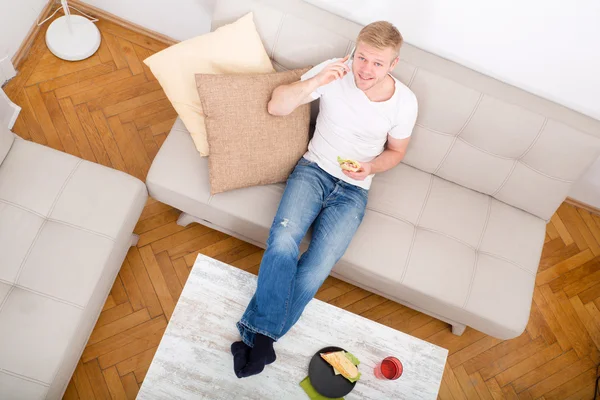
[267,55,351,116]
[315,55,351,86]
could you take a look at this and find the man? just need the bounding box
[231,21,418,378]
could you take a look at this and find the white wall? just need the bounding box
[306,0,600,208]
[305,0,600,121]
[0,0,48,62]
[81,0,217,41]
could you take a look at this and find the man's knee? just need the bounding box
[267,223,301,253]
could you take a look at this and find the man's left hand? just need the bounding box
[342,162,372,181]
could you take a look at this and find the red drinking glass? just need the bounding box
[374,356,403,380]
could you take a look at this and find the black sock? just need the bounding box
[231,341,250,377]
[237,334,277,378]
[255,334,276,365]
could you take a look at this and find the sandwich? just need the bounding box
[337,156,361,172]
[320,351,361,382]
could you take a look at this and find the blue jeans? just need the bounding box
[237,158,368,347]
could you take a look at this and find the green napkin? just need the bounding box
[300,377,344,400]
[299,351,361,399]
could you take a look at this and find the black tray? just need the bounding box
[308,346,357,398]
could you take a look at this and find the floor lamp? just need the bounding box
[42,0,101,61]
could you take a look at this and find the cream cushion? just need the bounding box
[143,12,274,156]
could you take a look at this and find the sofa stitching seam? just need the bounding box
[457,93,485,139]
[0,368,50,387]
[421,226,478,250]
[518,118,548,160]
[407,67,419,88]
[399,174,434,284]
[13,220,48,285]
[398,229,417,285]
[0,198,116,241]
[456,137,515,161]
[47,160,82,217]
[0,285,15,317]
[0,198,46,218]
[489,118,552,196]
[491,160,518,196]
[46,218,115,242]
[478,251,535,275]
[462,197,493,309]
[463,252,479,310]
[364,207,414,227]
[414,123,453,137]
[0,280,84,309]
[518,160,573,183]
[270,13,287,60]
[433,93,484,175]
[432,137,457,176]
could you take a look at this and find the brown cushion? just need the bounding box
[195,67,311,194]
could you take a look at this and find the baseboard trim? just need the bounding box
[11,0,57,69]
[68,0,178,46]
[565,197,600,216]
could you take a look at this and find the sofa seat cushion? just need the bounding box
[146,119,287,246]
[147,119,545,339]
[0,138,147,393]
[343,165,545,339]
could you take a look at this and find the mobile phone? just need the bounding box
[347,46,355,63]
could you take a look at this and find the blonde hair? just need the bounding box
[357,21,403,59]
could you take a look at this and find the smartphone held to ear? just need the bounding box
[347,46,355,64]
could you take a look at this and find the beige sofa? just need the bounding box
[146,0,600,341]
[0,124,147,399]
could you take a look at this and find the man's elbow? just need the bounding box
[267,100,290,116]
[267,100,283,116]
[267,85,293,116]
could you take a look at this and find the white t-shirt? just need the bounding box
[300,59,418,190]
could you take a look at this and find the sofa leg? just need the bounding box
[451,323,466,336]
[177,212,196,227]
[130,234,139,247]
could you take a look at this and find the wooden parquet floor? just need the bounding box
[3,16,600,400]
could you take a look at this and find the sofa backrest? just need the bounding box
[0,123,15,166]
[213,0,600,221]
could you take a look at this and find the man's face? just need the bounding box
[352,41,399,92]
